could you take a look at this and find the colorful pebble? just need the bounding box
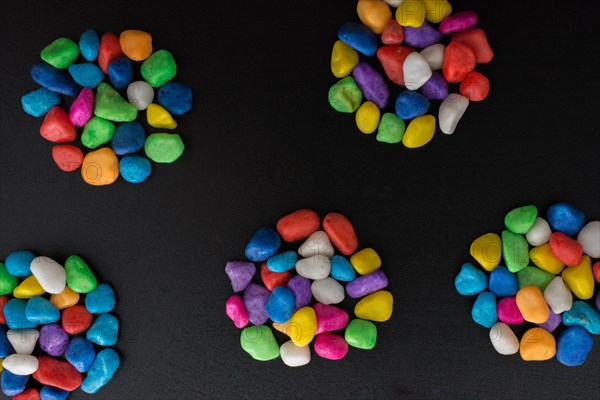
[471,291,497,328]
[240,325,279,361]
[338,22,378,56]
[455,262,487,295]
[31,62,80,97]
[355,101,381,134]
[520,328,556,361]
[157,82,193,115]
[438,93,469,134]
[119,155,152,183]
[314,333,348,360]
[81,147,120,186]
[140,50,177,87]
[68,63,105,88]
[328,77,363,113]
[345,319,377,349]
[331,40,359,78]
[376,112,405,143]
[79,29,100,62]
[144,133,185,163]
[556,326,593,366]
[402,114,435,148]
[21,88,61,118]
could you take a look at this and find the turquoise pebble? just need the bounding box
[85,283,116,313]
[79,29,100,61]
[556,326,593,367]
[87,313,119,346]
[5,250,36,277]
[21,88,61,117]
[245,227,281,262]
[81,348,120,394]
[4,298,38,329]
[31,61,80,97]
[158,82,193,115]
[395,91,430,120]
[562,301,600,335]
[25,296,60,324]
[266,251,298,272]
[111,121,146,155]
[265,286,295,323]
[455,262,487,295]
[488,266,518,297]
[68,63,105,88]
[40,385,70,400]
[119,155,152,184]
[1,370,29,397]
[338,22,378,56]
[0,325,13,358]
[108,56,133,90]
[471,291,497,328]
[65,336,96,373]
[330,255,356,282]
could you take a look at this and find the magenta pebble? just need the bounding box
[439,10,478,34]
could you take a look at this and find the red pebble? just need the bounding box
[0,295,8,324]
[62,305,93,334]
[593,261,600,284]
[39,106,77,143]
[549,232,583,267]
[443,41,476,83]
[225,294,249,328]
[33,357,82,391]
[13,388,40,400]
[260,263,291,291]
[276,209,320,242]
[52,145,84,172]
[98,32,123,74]
[459,71,490,101]
[323,212,358,256]
[377,45,414,86]
[452,28,494,64]
[381,20,404,45]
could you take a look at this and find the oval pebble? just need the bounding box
[2,354,39,376]
[141,50,177,87]
[403,52,432,90]
[225,295,249,329]
[39,324,69,357]
[80,348,120,394]
[550,232,583,267]
[438,93,469,135]
[520,327,556,361]
[286,276,312,310]
[376,112,405,144]
[381,19,404,45]
[455,262,487,295]
[497,297,524,325]
[111,121,146,156]
[344,319,377,349]
[5,251,36,278]
[265,286,295,323]
[530,243,564,275]
[356,0,392,34]
[314,303,349,335]
[97,32,122,74]
[21,88,61,118]
[31,62,80,97]
[273,306,316,347]
[418,71,448,100]
[81,116,116,149]
[526,217,552,246]
[356,101,381,134]
[86,313,119,346]
[1,370,29,396]
[460,71,490,101]
[439,10,478,34]
[107,56,133,90]
[472,291,497,328]
[354,290,393,322]
[442,41,476,83]
[260,263,291,291]
[352,62,389,109]
[280,340,310,367]
[68,63,103,88]
[489,322,519,355]
[40,38,79,69]
[562,301,600,335]
[311,278,345,305]
[276,209,320,243]
[29,257,66,295]
[323,212,358,256]
[404,21,442,49]
[158,82,193,116]
[516,286,549,324]
[79,29,100,61]
[346,269,388,298]
[314,333,348,360]
[119,155,152,184]
[69,88,94,127]
[562,255,594,300]
[85,283,116,314]
[488,266,518,297]
[395,90,430,120]
[331,40,359,78]
[577,221,600,258]
[330,255,356,282]
[240,325,280,362]
[556,326,593,367]
[547,203,585,236]
[33,357,82,391]
[267,251,298,273]
[81,147,120,186]
[144,133,185,163]
[65,337,96,373]
[543,277,573,314]
[338,22,378,56]
[395,0,426,28]
[402,114,435,148]
[328,77,363,113]
[25,296,60,325]
[245,227,281,262]
[126,80,154,111]
[119,30,153,61]
[243,283,270,326]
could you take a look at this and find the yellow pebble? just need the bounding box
[355,102,381,134]
[423,0,452,23]
[562,255,594,300]
[395,0,426,28]
[402,115,436,148]
[81,147,119,186]
[520,327,556,361]
[469,233,502,272]
[354,290,393,322]
[331,40,359,78]
[50,287,81,310]
[13,275,45,299]
[147,103,177,129]
[357,0,393,34]
[529,244,564,275]
[350,248,382,275]
[272,306,316,347]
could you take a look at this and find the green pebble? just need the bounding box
[502,230,529,273]
[94,82,138,122]
[505,205,538,234]
[376,113,405,144]
[141,50,177,87]
[0,262,18,296]
[40,37,79,69]
[64,255,97,294]
[240,325,280,361]
[144,133,184,163]
[345,319,377,350]
[328,77,363,113]
[82,116,116,149]
[517,266,555,291]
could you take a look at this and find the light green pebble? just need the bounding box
[0,262,18,296]
[517,266,555,291]
[94,82,138,122]
[40,37,79,69]
[141,50,177,87]
[376,113,405,144]
[328,76,363,113]
[81,116,116,149]
[345,319,377,350]
[502,230,529,273]
[144,133,184,163]
[505,205,538,234]
[240,325,280,361]
[64,255,97,294]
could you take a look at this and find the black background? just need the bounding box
[1,0,599,399]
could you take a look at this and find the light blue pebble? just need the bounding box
[1,369,29,397]
[119,155,152,184]
[330,255,356,282]
[108,56,133,90]
[245,227,281,262]
[265,286,295,323]
[338,22,378,56]
[488,266,518,297]
[395,91,430,120]
[562,301,600,335]
[112,121,146,155]
[21,88,61,117]
[266,251,298,272]
[5,250,36,277]
[68,63,105,88]
[0,325,14,358]
[158,82,193,115]
[471,291,497,328]
[547,202,585,236]
[31,62,81,97]
[79,29,100,61]
[25,296,60,324]
[81,348,120,394]
[455,262,487,296]
[40,385,70,400]
[65,336,96,373]
[556,326,593,367]
[4,299,38,329]
[87,313,119,346]
[86,283,116,314]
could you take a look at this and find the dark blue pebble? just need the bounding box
[65,336,96,373]
[556,326,593,366]
[108,56,133,90]
[112,121,146,155]
[0,325,14,358]
[31,62,81,97]
[1,369,29,397]
[40,385,70,400]
[547,202,585,236]
[395,91,430,120]
[338,22,378,56]
[245,227,281,262]
[488,266,518,297]
[158,82,193,115]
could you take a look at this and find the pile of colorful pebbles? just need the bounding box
[224,209,393,366]
[329,0,493,147]
[0,252,120,398]
[455,203,600,366]
[21,29,193,185]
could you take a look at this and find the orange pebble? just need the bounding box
[119,30,153,61]
[515,285,549,324]
[357,0,393,34]
[520,327,556,361]
[50,287,80,310]
[81,148,120,186]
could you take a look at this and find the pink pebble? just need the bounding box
[497,297,524,325]
[69,88,94,127]
[314,332,349,360]
[226,294,249,328]
[314,303,349,335]
[439,11,478,35]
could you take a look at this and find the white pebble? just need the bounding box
[298,231,334,258]
[29,256,66,294]
[127,81,154,111]
[526,217,552,246]
[311,277,345,305]
[543,277,573,314]
[403,52,432,91]
[577,221,600,258]
[7,329,39,355]
[489,322,519,355]
[438,93,469,134]
[295,256,331,280]
[280,340,311,367]
[2,354,39,376]
[383,0,403,7]
[420,43,445,70]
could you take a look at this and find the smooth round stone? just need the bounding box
[119,155,152,184]
[382,19,404,45]
[5,251,36,278]
[471,291,497,328]
[420,43,445,70]
[21,88,61,117]
[349,248,381,275]
[377,45,414,86]
[67,63,104,89]
[489,322,519,355]
[469,232,501,272]
[502,230,529,273]
[356,101,381,134]
[550,232,583,267]
[69,88,94,127]
[497,297,524,325]
[295,256,331,280]
[438,93,469,135]
[376,112,405,144]
[79,29,100,61]
[29,257,65,295]
[127,81,154,111]
[403,52,432,90]
[97,33,122,74]
[357,0,392,34]
[556,326,593,367]
[543,276,572,314]
[538,307,562,333]
[298,231,334,258]
[31,62,80,97]
[442,42,476,83]
[562,301,600,334]
[452,28,494,64]
[86,313,119,346]
[314,303,349,335]
[286,276,312,310]
[265,286,295,323]
[346,270,388,298]
[157,82,193,115]
[267,251,298,273]
[0,325,12,357]
[352,61,389,109]
[526,217,552,246]
[395,0,426,27]
[276,209,320,243]
[0,296,7,324]
[547,203,585,236]
[423,0,452,23]
[240,325,279,361]
[224,261,256,292]
[328,77,363,113]
[520,327,556,361]
[517,266,555,291]
[111,121,146,156]
[243,283,270,325]
[330,255,356,282]
[1,370,29,396]
[402,114,435,148]
[418,71,448,100]
[354,290,393,322]
[314,333,348,360]
[119,30,153,61]
[530,243,564,274]
[280,340,310,367]
[141,50,177,87]
[2,354,39,376]
[81,148,120,186]
[395,91,430,120]
[505,205,538,234]
[439,10,478,34]
[32,357,82,391]
[41,37,79,69]
[323,213,358,256]
[331,40,359,78]
[404,21,442,48]
[80,348,119,394]
[562,255,594,300]
[94,82,138,122]
[81,116,115,149]
[25,296,59,324]
[39,324,69,356]
[40,386,69,400]
[261,262,291,291]
[311,278,345,305]
[39,106,77,143]
[577,221,600,258]
[144,133,185,163]
[488,266,518,297]
[7,329,39,355]
[273,307,316,347]
[338,21,378,56]
[455,262,487,295]
[0,263,18,296]
[62,305,93,335]
[147,103,177,129]
[108,56,133,90]
[516,286,549,324]
[225,295,249,329]
[345,319,377,350]
[85,283,116,314]
[460,71,490,101]
[244,227,281,262]
[12,276,44,299]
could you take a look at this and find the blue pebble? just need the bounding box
[5,250,36,277]
[471,291,497,328]
[556,326,593,367]
[119,155,152,184]
[87,313,119,346]
[265,286,295,323]
[0,325,14,358]
[330,255,356,282]
[547,202,585,236]
[338,22,378,56]
[4,299,38,329]
[562,301,600,335]
[85,283,116,314]
[488,266,518,297]
[112,121,146,155]
[1,369,29,397]
[455,262,488,296]
[79,29,100,61]
[21,88,61,117]
[81,348,120,394]
[395,91,430,120]
[25,296,60,324]
[40,385,70,400]
[266,251,298,272]
[245,227,281,262]
[65,336,96,373]
[68,63,105,88]
[158,82,193,115]
[108,56,133,90]
[31,62,81,97]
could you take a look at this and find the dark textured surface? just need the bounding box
[1,1,599,399]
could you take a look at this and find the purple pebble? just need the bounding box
[419,72,448,100]
[225,261,256,292]
[346,270,389,298]
[286,275,312,310]
[537,307,562,333]
[404,22,442,49]
[352,61,389,109]
[243,283,270,325]
[439,10,478,34]
[39,324,69,356]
